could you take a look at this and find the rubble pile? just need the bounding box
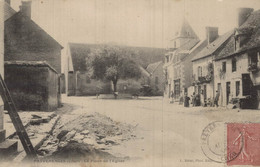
[38,112,136,160]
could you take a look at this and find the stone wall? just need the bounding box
[47,69,59,111]
[4,65,59,111]
[214,54,249,106]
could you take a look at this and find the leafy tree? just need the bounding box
[91,46,141,93]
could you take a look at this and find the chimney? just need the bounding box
[237,8,253,27]
[5,0,10,5]
[206,27,219,44]
[19,1,31,19]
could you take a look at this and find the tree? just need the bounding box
[91,46,141,94]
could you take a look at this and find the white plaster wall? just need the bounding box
[192,56,214,80]
[214,54,248,106]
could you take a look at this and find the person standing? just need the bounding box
[170,91,174,104]
[184,93,190,107]
[214,90,220,107]
[192,92,196,107]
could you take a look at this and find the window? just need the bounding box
[222,62,226,72]
[235,36,240,51]
[174,41,176,48]
[198,66,202,77]
[232,58,237,72]
[236,81,240,96]
[250,51,259,65]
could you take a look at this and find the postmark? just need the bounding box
[201,121,243,163]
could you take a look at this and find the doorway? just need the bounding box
[226,82,230,105]
[203,85,207,103]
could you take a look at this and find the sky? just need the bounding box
[10,0,260,49]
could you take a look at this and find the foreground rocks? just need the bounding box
[37,112,137,160]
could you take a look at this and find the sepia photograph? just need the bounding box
[0,0,260,166]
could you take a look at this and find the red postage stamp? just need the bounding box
[227,123,260,166]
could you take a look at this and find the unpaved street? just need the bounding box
[36,95,260,167]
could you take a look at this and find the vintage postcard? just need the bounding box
[0,0,260,166]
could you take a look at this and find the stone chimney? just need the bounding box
[19,1,32,19]
[5,0,10,5]
[206,27,219,44]
[237,8,253,27]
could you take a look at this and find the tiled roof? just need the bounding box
[232,10,260,55]
[216,10,260,60]
[192,30,234,61]
[69,43,165,71]
[5,12,63,49]
[146,61,162,74]
[139,66,150,77]
[214,36,235,61]
[5,61,58,73]
[4,2,16,21]
[173,19,199,40]
[176,38,200,55]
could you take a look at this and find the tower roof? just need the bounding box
[174,19,199,40]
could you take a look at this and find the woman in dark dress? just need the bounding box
[184,93,190,107]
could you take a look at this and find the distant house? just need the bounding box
[65,43,165,96]
[214,8,260,109]
[191,28,234,106]
[164,19,207,99]
[146,61,164,95]
[5,61,60,111]
[3,1,63,111]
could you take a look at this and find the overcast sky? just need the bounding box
[10,0,260,49]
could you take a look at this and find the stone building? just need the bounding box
[4,1,63,73]
[164,19,207,99]
[191,28,233,106]
[3,0,63,111]
[146,61,164,95]
[214,8,260,109]
[65,43,164,96]
[5,61,61,111]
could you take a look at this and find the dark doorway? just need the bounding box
[168,84,171,98]
[242,74,253,96]
[203,85,207,102]
[174,79,180,98]
[226,82,230,105]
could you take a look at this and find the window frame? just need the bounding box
[232,58,237,72]
[222,61,226,72]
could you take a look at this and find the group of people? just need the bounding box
[170,90,220,108]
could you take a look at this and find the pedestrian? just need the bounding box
[170,91,174,104]
[214,90,220,107]
[184,93,190,107]
[195,93,200,106]
[192,92,196,107]
[179,91,183,105]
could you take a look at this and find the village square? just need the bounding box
[0,0,260,167]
